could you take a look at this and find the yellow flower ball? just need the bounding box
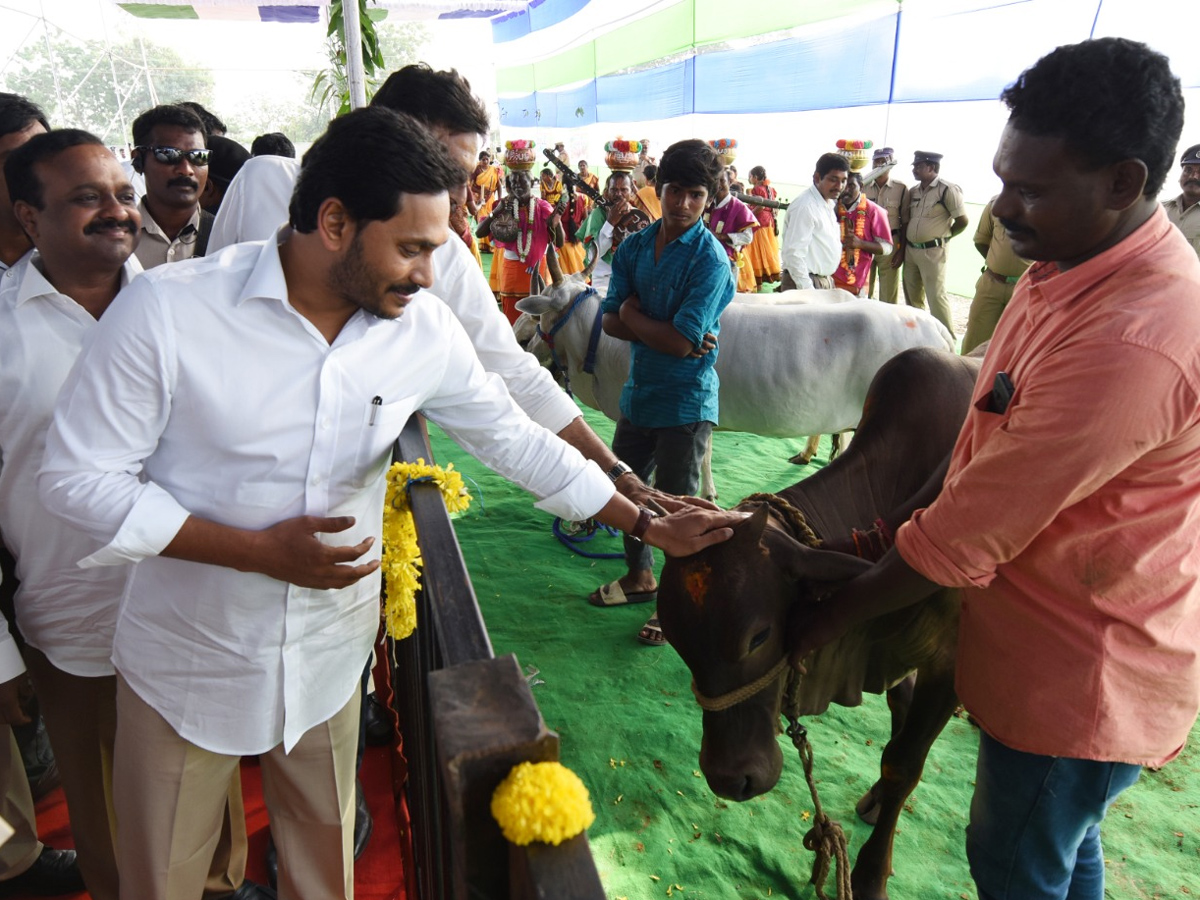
[491,761,596,846]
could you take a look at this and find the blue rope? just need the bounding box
[551,517,624,559]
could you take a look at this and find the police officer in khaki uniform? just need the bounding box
[898,150,969,336]
[864,146,908,303]
[960,196,1031,354]
[1162,143,1200,260]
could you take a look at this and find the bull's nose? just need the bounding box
[706,769,768,802]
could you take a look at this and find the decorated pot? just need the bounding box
[836,139,873,172]
[504,139,537,172]
[604,138,641,173]
[708,138,737,167]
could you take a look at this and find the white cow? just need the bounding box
[517,278,954,498]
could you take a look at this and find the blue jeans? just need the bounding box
[967,729,1142,900]
[612,417,712,574]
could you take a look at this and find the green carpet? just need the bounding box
[425,404,1200,900]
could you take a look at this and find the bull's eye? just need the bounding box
[748,627,771,652]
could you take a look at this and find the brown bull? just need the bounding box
[658,347,983,900]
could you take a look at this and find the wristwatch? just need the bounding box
[606,460,633,483]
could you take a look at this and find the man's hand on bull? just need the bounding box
[617,477,721,514]
[688,332,717,358]
[641,505,747,557]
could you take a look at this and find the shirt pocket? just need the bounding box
[352,398,418,489]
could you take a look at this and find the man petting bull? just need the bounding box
[791,38,1200,900]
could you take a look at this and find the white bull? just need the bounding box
[517,278,954,499]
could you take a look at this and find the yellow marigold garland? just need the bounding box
[381,459,471,639]
[490,761,596,846]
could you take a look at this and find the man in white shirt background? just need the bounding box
[779,151,849,290]
[38,107,740,900]
[1,128,140,900]
[3,127,273,900]
[0,98,85,900]
[0,94,46,270]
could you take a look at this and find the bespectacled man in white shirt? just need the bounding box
[39,107,743,900]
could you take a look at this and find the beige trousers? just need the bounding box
[114,675,359,900]
[903,244,955,337]
[960,272,1017,355]
[872,246,902,304]
[0,726,41,880]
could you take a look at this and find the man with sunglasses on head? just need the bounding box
[130,105,213,269]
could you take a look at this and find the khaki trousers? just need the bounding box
[0,726,41,879]
[24,649,119,900]
[872,246,902,304]
[114,675,359,900]
[902,244,955,337]
[24,649,246,900]
[960,272,1017,355]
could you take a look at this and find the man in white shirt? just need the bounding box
[39,107,740,900]
[1,128,139,900]
[212,65,703,881]
[777,153,844,290]
[3,129,265,900]
[0,94,47,269]
[0,103,87,899]
[779,152,849,290]
[212,64,688,515]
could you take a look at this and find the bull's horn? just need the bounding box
[546,243,564,286]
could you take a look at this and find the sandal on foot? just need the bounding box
[588,580,657,608]
[637,616,666,646]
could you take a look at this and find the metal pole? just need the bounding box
[342,0,367,110]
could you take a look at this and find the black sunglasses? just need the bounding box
[136,145,211,166]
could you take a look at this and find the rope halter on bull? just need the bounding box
[689,493,854,900]
[532,282,600,401]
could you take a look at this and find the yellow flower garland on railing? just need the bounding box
[491,761,596,846]
[381,459,471,640]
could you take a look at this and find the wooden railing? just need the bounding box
[387,416,606,900]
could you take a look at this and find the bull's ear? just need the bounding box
[766,531,873,584]
[515,294,555,315]
[728,502,770,549]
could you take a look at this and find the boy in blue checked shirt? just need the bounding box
[586,139,735,645]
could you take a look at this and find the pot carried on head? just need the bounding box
[836,139,873,173]
[708,138,737,167]
[503,139,537,172]
[603,138,641,174]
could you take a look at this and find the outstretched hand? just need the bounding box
[641,506,747,558]
[250,516,379,590]
[617,479,721,514]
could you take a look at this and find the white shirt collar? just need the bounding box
[14,251,141,308]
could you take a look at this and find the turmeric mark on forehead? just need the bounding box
[685,563,712,608]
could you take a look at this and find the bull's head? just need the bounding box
[658,502,869,801]
[514,274,596,353]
